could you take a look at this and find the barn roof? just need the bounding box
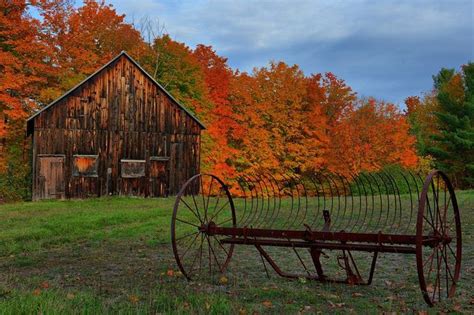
[27,51,205,134]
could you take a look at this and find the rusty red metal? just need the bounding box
[171,170,462,307]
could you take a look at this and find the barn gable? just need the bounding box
[28,51,203,200]
[27,51,205,134]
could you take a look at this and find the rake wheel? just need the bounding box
[171,174,236,280]
[416,170,462,306]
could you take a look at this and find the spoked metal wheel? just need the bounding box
[416,170,462,306]
[171,174,236,281]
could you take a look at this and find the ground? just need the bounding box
[0,192,472,314]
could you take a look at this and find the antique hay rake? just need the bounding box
[170,170,461,306]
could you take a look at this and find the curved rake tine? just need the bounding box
[388,171,404,233]
[358,172,376,233]
[316,172,336,230]
[326,173,343,232]
[409,171,421,201]
[330,173,348,231]
[245,176,262,226]
[339,173,356,232]
[399,170,415,234]
[263,173,280,227]
[346,172,363,233]
[408,170,422,231]
[365,172,383,232]
[254,173,272,228]
[250,173,267,227]
[236,177,250,225]
[307,173,324,229]
[313,172,330,230]
[353,172,369,233]
[237,176,252,226]
[375,172,391,232]
[266,173,281,228]
[382,171,400,233]
[280,173,297,230]
[284,174,301,229]
[240,175,257,227]
[295,173,309,228]
[288,172,303,230]
[287,172,308,229]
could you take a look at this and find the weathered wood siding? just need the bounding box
[31,55,201,200]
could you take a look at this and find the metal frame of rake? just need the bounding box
[171,170,462,307]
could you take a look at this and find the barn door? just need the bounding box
[169,143,183,194]
[38,156,65,199]
[150,157,169,196]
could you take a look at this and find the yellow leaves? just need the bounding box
[128,294,140,304]
[66,293,75,300]
[238,308,247,315]
[262,300,273,308]
[219,276,229,285]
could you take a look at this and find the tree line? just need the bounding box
[1,0,472,201]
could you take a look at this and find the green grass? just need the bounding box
[0,192,472,314]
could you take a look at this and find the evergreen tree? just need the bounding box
[427,63,474,187]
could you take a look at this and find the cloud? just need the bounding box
[109,0,473,106]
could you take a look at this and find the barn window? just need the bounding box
[73,155,99,177]
[150,156,169,178]
[121,159,146,178]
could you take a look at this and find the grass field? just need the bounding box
[0,191,472,314]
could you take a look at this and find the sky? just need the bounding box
[108,0,472,107]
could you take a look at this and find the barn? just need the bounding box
[27,51,205,200]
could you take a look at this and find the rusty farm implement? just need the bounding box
[170,170,461,306]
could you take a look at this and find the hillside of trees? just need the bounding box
[1,0,472,201]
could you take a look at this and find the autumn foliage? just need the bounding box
[0,0,420,201]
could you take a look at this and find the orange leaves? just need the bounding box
[325,98,418,176]
[228,64,356,175]
[0,1,420,188]
[193,44,241,179]
[31,280,50,296]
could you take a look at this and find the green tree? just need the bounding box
[140,35,208,115]
[427,63,474,187]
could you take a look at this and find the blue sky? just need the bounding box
[104,1,472,107]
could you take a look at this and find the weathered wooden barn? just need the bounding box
[27,51,204,200]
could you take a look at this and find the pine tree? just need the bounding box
[427,63,474,187]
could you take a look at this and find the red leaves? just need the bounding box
[0,1,419,183]
[326,98,418,176]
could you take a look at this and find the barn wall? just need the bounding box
[32,55,201,199]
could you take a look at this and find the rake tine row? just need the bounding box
[230,170,428,234]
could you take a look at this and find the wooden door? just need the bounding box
[38,156,65,199]
[150,157,169,196]
[169,143,183,194]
